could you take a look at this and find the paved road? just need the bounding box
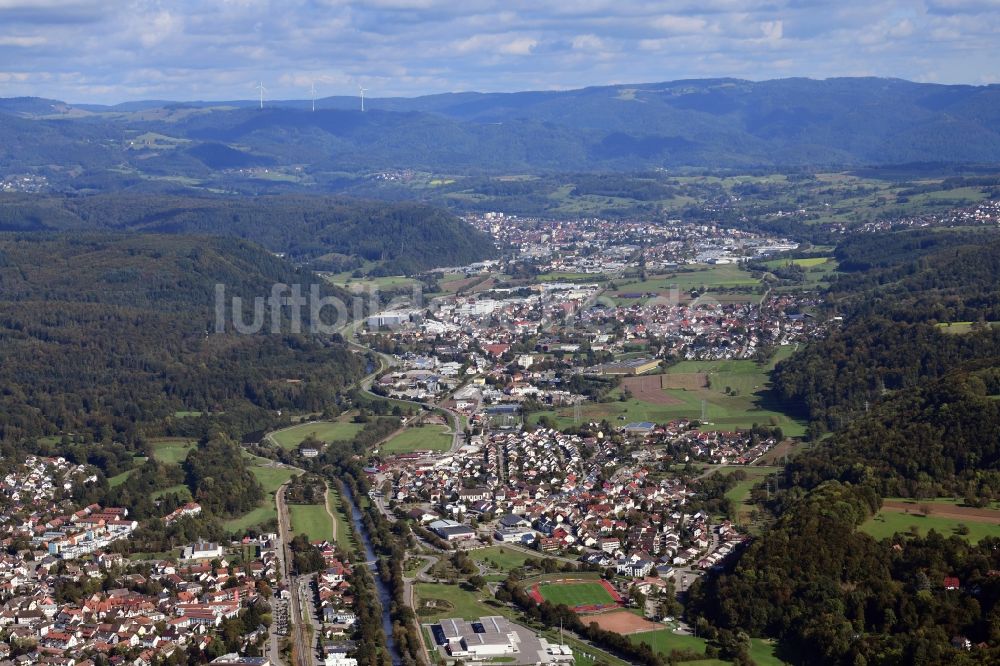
[344,315,466,455]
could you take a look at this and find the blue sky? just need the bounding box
[0,0,998,103]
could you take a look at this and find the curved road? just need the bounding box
[342,318,467,455]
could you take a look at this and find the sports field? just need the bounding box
[469,546,533,573]
[589,611,662,634]
[629,628,711,654]
[533,580,619,609]
[271,420,365,450]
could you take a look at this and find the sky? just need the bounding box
[0,0,998,104]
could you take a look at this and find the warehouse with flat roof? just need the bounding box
[434,616,519,658]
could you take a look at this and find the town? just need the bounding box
[0,210,830,666]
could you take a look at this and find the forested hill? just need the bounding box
[690,473,1000,665]
[0,194,497,274]
[690,365,1000,664]
[0,233,365,445]
[772,229,1000,431]
[787,368,1000,498]
[2,78,1000,180]
[686,229,1000,664]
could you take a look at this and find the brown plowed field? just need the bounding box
[755,439,800,465]
[624,375,683,406]
[661,373,709,390]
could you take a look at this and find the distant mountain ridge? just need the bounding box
[2,77,1000,178]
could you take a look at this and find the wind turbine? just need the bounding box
[256,81,266,110]
[310,81,316,112]
[358,84,368,112]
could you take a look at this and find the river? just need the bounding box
[342,483,403,665]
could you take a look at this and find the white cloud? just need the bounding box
[888,18,914,38]
[0,35,46,46]
[653,14,708,34]
[138,10,182,48]
[499,36,537,55]
[760,20,783,42]
[571,34,605,50]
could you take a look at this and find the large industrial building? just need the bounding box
[435,616,519,659]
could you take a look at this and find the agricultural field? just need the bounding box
[438,272,495,294]
[109,440,195,494]
[380,424,451,454]
[288,503,334,542]
[529,347,805,436]
[537,271,606,283]
[936,321,1000,335]
[629,630,783,665]
[748,639,788,666]
[327,485,355,550]
[248,460,298,494]
[325,273,419,290]
[108,469,134,488]
[762,256,832,269]
[271,420,365,450]
[861,507,1000,544]
[151,484,192,501]
[611,264,761,296]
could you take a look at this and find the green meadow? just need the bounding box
[529,348,805,436]
[271,420,365,450]
[861,509,1000,544]
[288,503,334,542]
[380,424,452,454]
